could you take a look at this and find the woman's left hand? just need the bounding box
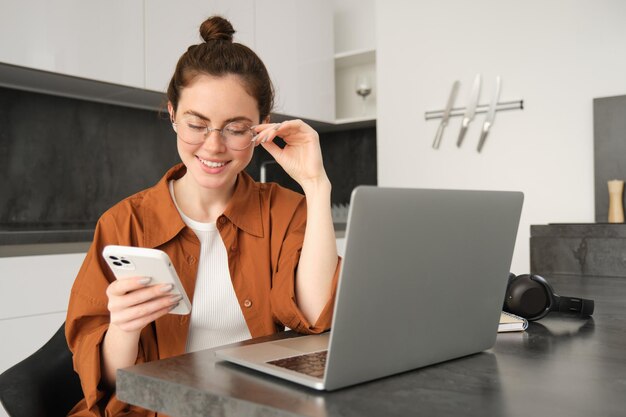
[252,120,328,189]
[254,120,337,324]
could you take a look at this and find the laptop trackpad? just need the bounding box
[272,333,330,353]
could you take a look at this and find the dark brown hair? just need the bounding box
[167,16,274,122]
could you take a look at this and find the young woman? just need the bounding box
[65,16,339,416]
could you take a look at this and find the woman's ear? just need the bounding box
[167,102,175,123]
[262,116,271,124]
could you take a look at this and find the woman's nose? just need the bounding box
[203,130,227,152]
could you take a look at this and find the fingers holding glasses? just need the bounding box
[252,120,317,146]
[252,120,326,186]
[251,122,283,145]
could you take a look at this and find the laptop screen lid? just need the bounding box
[215,186,523,391]
[322,186,523,390]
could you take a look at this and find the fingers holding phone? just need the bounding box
[102,245,192,333]
[100,246,193,388]
[106,276,183,333]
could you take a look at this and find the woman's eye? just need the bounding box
[226,124,251,136]
[187,123,206,131]
[227,129,246,136]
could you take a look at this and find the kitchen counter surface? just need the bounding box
[1,223,346,257]
[0,228,94,246]
[117,275,625,417]
[0,241,91,257]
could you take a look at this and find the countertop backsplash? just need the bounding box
[331,203,350,224]
[2,86,376,245]
[246,126,377,206]
[0,86,177,239]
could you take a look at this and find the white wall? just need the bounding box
[375,0,626,272]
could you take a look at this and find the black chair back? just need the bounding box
[0,322,84,417]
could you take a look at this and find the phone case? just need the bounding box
[102,245,191,315]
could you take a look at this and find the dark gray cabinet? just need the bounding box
[530,223,626,278]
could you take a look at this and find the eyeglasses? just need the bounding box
[172,118,256,151]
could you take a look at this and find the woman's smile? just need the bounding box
[197,156,228,168]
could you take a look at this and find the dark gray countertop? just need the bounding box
[117,275,626,417]
[0,226,92,257]
[0,241,91,257]
[0,224,345,257]
[531,222,626,237]
[333,223,346,238]
[0,228,93,246]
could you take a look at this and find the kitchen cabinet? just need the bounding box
[145,0,334,123]
[144,0,255,93]
[0,1,337,125]
[0,252,84,387]
[255,0,335,123]
[530,224,626,278]
[0,0,144,88]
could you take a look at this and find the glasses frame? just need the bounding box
[171,119,256,151]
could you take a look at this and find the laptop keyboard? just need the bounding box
[267,350,327,378]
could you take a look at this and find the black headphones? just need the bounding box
[503,273,594,321]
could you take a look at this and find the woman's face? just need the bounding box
[169,74,261,193]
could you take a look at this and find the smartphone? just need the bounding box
[102,245,191,315]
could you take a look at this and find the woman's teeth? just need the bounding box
[199,158,226,168]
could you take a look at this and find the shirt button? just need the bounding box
[243,299,252,308]
[218,216,227,225]
[187,255,196,264]
[230,244,237,251]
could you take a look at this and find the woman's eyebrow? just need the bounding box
[183,110,210,121]
[182,111,253,124]
[225,116,254,124]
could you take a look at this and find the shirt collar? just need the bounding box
[142,164,264,248]
[223,170,264,238]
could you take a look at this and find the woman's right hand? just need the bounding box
[101,277,182,387]
[106,276,182,333]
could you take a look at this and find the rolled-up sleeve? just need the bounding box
[268,197,342,334]
[66,215,119,410]
[65,213,156,416]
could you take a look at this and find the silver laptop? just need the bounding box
[215,186,523,390]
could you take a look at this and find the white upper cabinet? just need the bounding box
[0,0,335,122]
[0,0,144,88]
[145,0,334,122]
[332,0,375,55]
[143,0,255,93]
[255,0,335,122]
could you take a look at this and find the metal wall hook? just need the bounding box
[425,100,524,121]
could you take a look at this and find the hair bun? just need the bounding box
[199,16,235,43]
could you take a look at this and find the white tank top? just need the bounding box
[169,181,251,352]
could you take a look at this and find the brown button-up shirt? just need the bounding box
[66,164,340,416]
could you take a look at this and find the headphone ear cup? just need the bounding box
[507,272,517,286]
[503,273,518,309]
[504,274,551,320]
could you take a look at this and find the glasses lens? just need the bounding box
[223,122,254,150]
[178,119,207,145]
[175,118,254,150]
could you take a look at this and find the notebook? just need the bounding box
[498,311,529,332]
[215,185,524,390]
